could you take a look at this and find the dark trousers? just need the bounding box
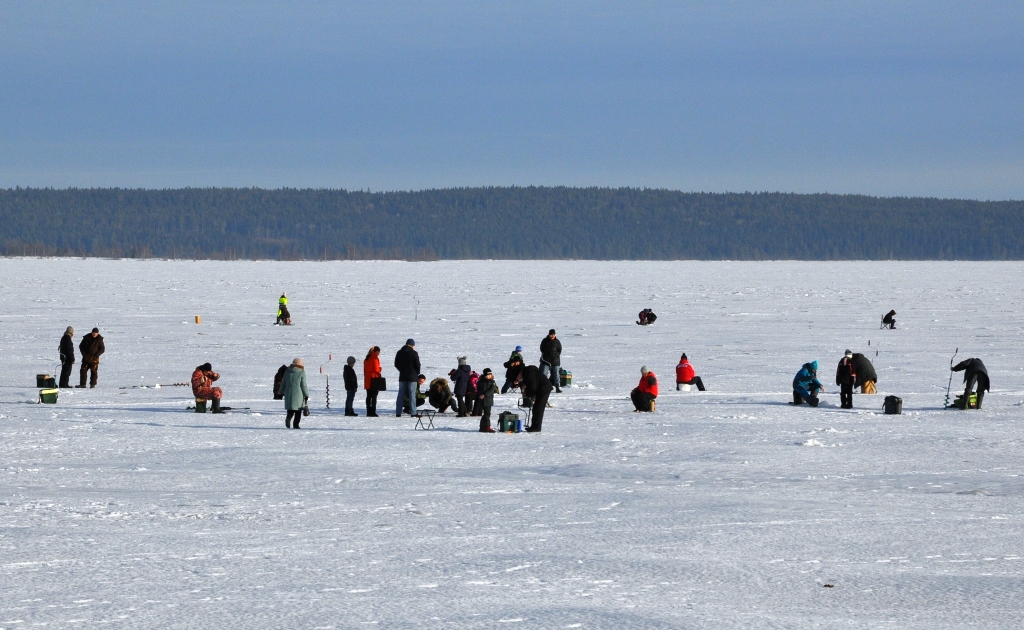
[631,389,655,412]
[840,383,853,409]
[286,409,302,428]
[793,389,820,406]
[676,377,705,391]
[59,362,74,388]
[456,394,469,417]
[79,358,99,387]
[528,390,551,431]
[345,389,357,415]
[479,405,492,431]
[365,390,379,416]
[964,375,986,409]
[500,379,516,394]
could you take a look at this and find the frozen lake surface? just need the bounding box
[2,258,1023,628]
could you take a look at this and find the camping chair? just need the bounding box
[414,409,436,430]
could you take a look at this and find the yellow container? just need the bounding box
[39,389,58,404]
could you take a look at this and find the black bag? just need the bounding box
[371,377,387,391]
[883,395,902,415]
[302,405,310,417]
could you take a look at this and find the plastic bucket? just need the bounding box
[39,389,58,404]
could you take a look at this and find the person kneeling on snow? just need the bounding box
[191,362,224,413]
[631,366,658,412]
[675,353,706,391]
[952,358,989,409]
[792,361,823,407]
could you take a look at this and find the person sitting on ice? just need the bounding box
[637,308,657,325]
[630,366,659,412]
[881,309,896,329]
[191,362,224,413]
[951,357,989,410]
[276,293,291,325]
[675,353,706,391]
[791,360,823,407]
[427,377,457,413]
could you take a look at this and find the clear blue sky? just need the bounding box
[2,1,1022,199]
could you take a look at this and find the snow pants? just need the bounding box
[79,357,99,387]
[194,386,222,400]
[860,381,876,394]
[528,390,550,432]
[59,361,74,388]
[964,374,986,410]
[631,388,656,412]
[840,383,854,409]
[676,377,705,391]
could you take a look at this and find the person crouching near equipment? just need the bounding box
[675,353,706,391]
[476,368,497,432]
[501,346,525,393]
[952,357,989,409]
[515,363,553,432]
[836,350,857,409]
[631,366,658,412]
[282,357,309,428]
[792,360,823,407]
[191,362,224,413]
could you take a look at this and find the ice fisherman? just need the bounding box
[881,310,896,329]
[501,346,525,393]
[952,358,989,410]
[394,339,421,417]
[276,293,291,325]
[191,362,224,413]
[792,360,823,407]
[539,329,563,393]
[514,363,553,432]
[852,352,877,393]
[58,326,75,388]
[77,327,105,388]
[631,366,659,412]
[675,353,706,391]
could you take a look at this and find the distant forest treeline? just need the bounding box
[2,187,1022,260]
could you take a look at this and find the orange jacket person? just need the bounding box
[191,362,224,413]
[363,346,382,417]
[630,366,658,412]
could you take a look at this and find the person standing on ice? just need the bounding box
[394,339,421,417]
[501,346,525,393]
[276,293,291,325]
[77,327,105,388]
[952,358,989,410]
[281,357,309,429]
[363,346,382,417]
[450,356,472,417]
[792,360,823,407]
[343,356,359,416]
[191,362,224,413]
[631,366,659,412]
[539,329,562,393]
[675,353,706,391]
[852,352,877,394]
[476,368,497,432]
[58,326,75,388]
[515,363,553,432]
[836,350,857,409]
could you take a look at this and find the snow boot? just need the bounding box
[212,398,224,414]
[479,417,495,433]
[807,396,819,408]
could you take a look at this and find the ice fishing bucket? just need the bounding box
[195,398,208,413]
[39,388,58,404]
[883,395,902,414]
[559,369,572,387]
[37,374,56,388]
[952,393,977,410]
[498,411,520,432]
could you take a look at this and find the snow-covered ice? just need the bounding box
[2,258,1023,628]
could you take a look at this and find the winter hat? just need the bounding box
[844,349,853,358]
[406,338,415,346]
[810,360,819,371]
[346,356,356,366]
[514,345,523,352]
[548,329,556,335]
[66,326,74,336]
[91,327,99,333]
[418,374,426,380]
[200,362,212,372]
[680,353,687,360]
[640,365,649,374]
[458,356,468,366]
[482,368,492,375]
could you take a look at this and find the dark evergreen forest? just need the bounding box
[2,187,1022,260]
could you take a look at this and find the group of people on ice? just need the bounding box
[57,326,106,389]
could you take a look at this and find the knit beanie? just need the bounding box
[346,356,356,366]
[458,356,467,366]
[640,366,649,374]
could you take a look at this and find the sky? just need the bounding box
[1,1,1022,199]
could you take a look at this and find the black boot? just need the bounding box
[791,392,803,405]
[479,417,495,433]
[212,398,224,414]
[286,416,291,429]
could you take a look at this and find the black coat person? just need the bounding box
[836,351,856,409]
[273,365,287,400]
[882,310,896,329]
[518,364,553,433]
[451,358,472,417]
[343,357,359,416]
[539,330,562,392]
[851,353,877,393]
[58,327,75,388]
[952,358,990,409]
[78,328,105,388]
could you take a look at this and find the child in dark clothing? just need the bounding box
[343,356,359,416]
[476,368,497,432]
